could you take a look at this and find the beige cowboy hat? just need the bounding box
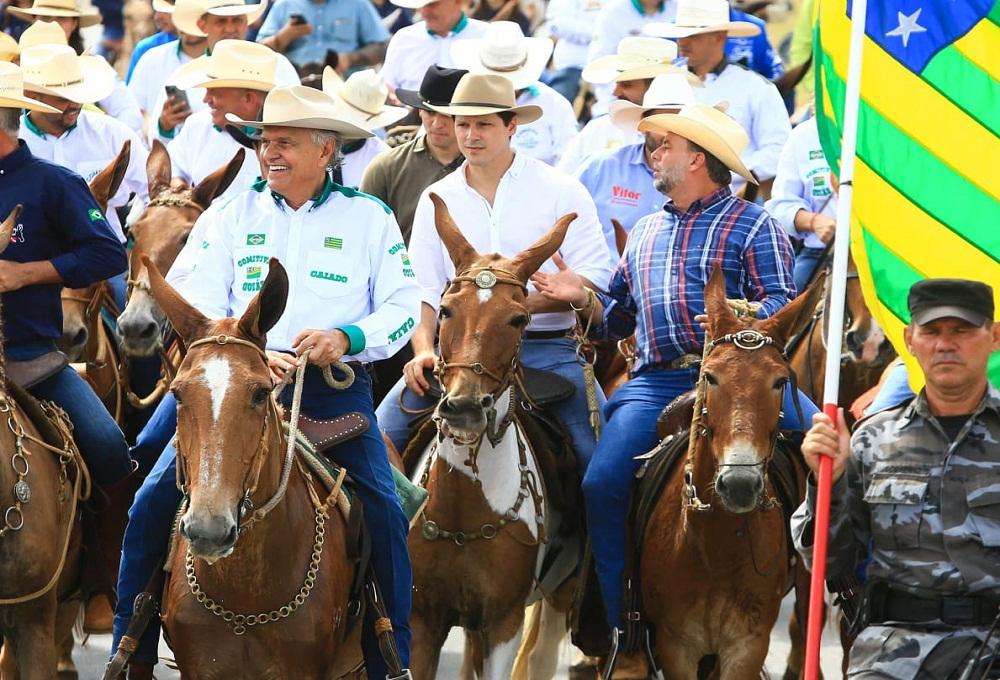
[583,37,693,85]
[0,32,18,62]
[639,103,756,183]
[7,0,101,27]
[0,62,60,112]
[20,44,116,103]
[172,0,268,39]
[450,21,553,91]
[322,67,407,132]
[387,0,433,10]
[226,85,373,139]
[426,72,542,123]
[152,0,175,12]
[174,39,279,91]
[18,19,67,51]
[609,73,698,132]
[643,0,760,39]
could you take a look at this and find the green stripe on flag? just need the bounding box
[989,0,1000,27]
[921,47,1000,137]
[859,225,923,324]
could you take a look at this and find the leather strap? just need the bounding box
[285,412,370,455]
[6,351,69,388]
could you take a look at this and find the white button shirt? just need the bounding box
[556,114,641,174]
[379,17,489,92]
[127,40,192,117]
[764,117,836,250]
[409,152,613,332]
[694,61,790,182]
[167,110,261,203]
[100,80,144,134]
[548,0,603,70]
[513,82,579,166]
[179,178,421,361]
[341,136,389,189]
[19,110,149,242]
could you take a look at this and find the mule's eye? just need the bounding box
[703,372,718,386]
[509,314,529,328]
[772,377,789,390]
[250,386,269,407]
[438,306,452,320]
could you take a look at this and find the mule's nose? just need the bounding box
[59,327,88,357]
[715,470,764,513]
[180,513,239,558]
[845,329,863,354]
[438,395,483,416]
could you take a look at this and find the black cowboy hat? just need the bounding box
[395,65,468,112]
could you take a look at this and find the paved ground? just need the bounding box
[72,592,843,678]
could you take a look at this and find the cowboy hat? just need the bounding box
[178,39,279,91]
[426,72,542,123]
[639,103,756,183]
[609,73,697,132]
[171,0,268,39]
[152,0,175,12]
[582,37,693,84]
[450,21,553,91]
[322,67,407,131]
[20,44,116,103]
[0,62,60,112]
[395,65,468,111]
[643,0,760,39]
[226,85,373,139]
[6,0,101,27]
[387,0,433,10]
[0,33,18,62]
[18,19,67,51]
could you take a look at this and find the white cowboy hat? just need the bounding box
[20,44,116,103]
[322,67,407,132]
[426,72,542,123]
[387,0,432,10]
[6,0,101,27]
[0,32,18,62]
[152,0,175,12]
[450,21,553,91]
[171,0,268,39]
[0,62,60,112]
[582,37,691,84]
[639,102,756,183]
[609,73,697,132]
[176,39,279,91]
[226,85,373,139]
[643,0,760,39]
[18,19,67,51]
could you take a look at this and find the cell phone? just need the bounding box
[290,13,307,24]
[164,85,189,108]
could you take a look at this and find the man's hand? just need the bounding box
[694,313,709,332]
[266,350,299,386]
[812,215,836,244]
[530,254,587,307]
[0,261,29,293]
[278,18,313,46]
[801,409,851,483]
[159,97,191,135]
[292,329,349,367]
[403,350,436,397]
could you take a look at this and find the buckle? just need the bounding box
[626,611,641,622]
[941,597,978,626]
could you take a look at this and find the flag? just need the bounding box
[814,0,1000,389]
[324,237,343,250]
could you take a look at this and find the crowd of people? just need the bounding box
[0,0,998,677]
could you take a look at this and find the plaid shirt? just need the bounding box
[595,186,795,374]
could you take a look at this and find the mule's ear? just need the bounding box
[759,272,827,348]
[703,267,738,339]
[0,204,22,256]
[611,218,627,257]
[141,254,210,344]
[89,140,131,212]
[191,148,246,210]
[510,212,576,281]
[430,193,479,270]
[237,258,288,346]
[146,139,172,200]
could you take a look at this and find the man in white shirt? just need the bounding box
[127,17,207,126]
[375,73,614,472]
[112,85,420,679]
[543,0,603,103]
[379,0,488,94]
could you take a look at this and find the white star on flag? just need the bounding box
[886,8,928,48]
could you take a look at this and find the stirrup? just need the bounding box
[386,670,413,680]
[602,627,621,678]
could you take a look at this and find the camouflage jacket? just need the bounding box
[792,386,1000,680]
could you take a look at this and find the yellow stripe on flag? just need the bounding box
[952,18,1000,78]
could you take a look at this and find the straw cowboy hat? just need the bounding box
[322,67,407,132]
[18,19,67,51]
[450,21,553,91]
[172,0,268,39]
[152,0,175,12]
[0,62,60,112]
[0,33,18,62]
[226,85,373,139]
[639,102,756,183]
[609,73,698,132]
[582,37,692,85]
[426,73,542,123]
[7,0,101,27]
[171,39,279,91]
[643,0,760,39]
[20,44,116,103]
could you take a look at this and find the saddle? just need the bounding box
[4,376,76,455]
[6,350,69,389]
[282,410,371,456]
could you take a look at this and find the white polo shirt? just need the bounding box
[19,109,149,243]
[764,117,837,250]
[556,114,640,174]
[167,109,261,203]
[341,136,389,189]
[379,15,489,92]
[547,0,603,71]
[127,40,193,117]
[409,152,613,332]
[513,82,579,166]
[179,177,421,361]
[100,80,144,134]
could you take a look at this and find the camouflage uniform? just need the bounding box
[792,386,1000,680]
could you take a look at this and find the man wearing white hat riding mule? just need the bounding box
[451,21,578,166]
[559,36,688,174]
[375,72,613,477]
[576,72,696,253]
[111,85,419,679]
[531,103,815,664]
[644,0,789,195]
[379,0,487,94]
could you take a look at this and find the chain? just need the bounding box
[0,399,30,538]
[186,504,329,636]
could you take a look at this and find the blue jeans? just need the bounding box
[793,246,827,293]
[376,336,606,473]
[541,66,583,104]
[866,361,914,415]
[113,367,412,677]
[584,368,819,629]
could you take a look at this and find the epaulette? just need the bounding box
[386,124,420,148]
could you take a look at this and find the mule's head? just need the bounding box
[841,252,893,367]
[700,269,823,513]
[118,143,244,358]
[144,254,288,562]
[430,193,575,440]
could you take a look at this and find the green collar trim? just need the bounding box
[22,112,77,139]
[254,175,390,214]
[428,12,468,36]
[629,0,663,15]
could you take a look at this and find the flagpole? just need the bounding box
[804,0,868,678]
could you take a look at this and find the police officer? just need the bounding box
[793,278,1000,680]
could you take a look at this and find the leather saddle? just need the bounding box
[282,410,370,455]
[421,366,575,406]
[7,350,69,389]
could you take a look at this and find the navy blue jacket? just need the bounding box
[0,141,127,351]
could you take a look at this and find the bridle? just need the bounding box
[124,190,207,300]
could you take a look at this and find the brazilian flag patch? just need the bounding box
[87,208,103,221]
[246,233,266,246]
[324,237,343,250]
